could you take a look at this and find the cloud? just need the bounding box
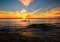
[0,6,60,18]
[32,8,41,14]
[0,10,22,18]
[18,0,34,6]
[0,10,15,14]
[37,6,60,18]
[30,6,60,18]
[51,6,60,14]
[20,9,27,13]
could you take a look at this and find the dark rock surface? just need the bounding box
[0,23,60,42]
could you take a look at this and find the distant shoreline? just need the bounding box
[0,18,59,19]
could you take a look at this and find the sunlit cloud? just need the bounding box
[18,0,34,6]
[0,6,60,18]
[20,9,27,13]
[37,6,60,18]
[51,6,60,14]
[32,8,41,14]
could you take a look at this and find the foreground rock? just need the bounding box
[0,23,60,42]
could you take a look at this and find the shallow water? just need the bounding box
[0,19,60,38]
[0,19,60,27]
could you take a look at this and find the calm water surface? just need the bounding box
[0,19,60,26]
[0,19,60,37]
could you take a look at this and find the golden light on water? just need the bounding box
[21,32,33,37]
[20,22,28,27]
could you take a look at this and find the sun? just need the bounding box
[22,14,27,19]
[23,16,26,19]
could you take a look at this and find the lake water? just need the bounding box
[0,19,60,27]
[0,19,60,38]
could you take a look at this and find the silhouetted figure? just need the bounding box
[21,20,30,22]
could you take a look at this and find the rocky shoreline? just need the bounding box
[0,23,60,42]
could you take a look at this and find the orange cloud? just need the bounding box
[51,6,60,14]
[18,0,34,6]
[0,10,22,18]
[34,6,60,18]
[0,6,60,19]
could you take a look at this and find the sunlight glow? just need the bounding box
[0,7,60,19]
[23,16,26,19]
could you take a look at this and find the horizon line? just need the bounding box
[0,18,59,19]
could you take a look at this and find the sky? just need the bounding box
[0,0,60,18]
[0,0,60,12]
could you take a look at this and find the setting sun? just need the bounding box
[23,16,26,19]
